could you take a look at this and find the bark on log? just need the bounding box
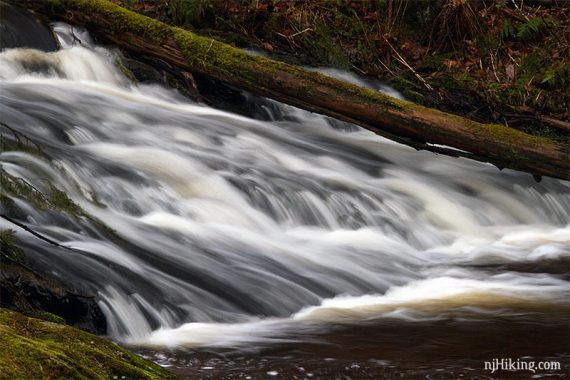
[9,0,570,180]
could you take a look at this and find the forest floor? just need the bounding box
[114,0,568,139]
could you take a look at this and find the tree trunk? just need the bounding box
[9,0,569,180]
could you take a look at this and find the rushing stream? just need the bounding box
[1,24,569,379]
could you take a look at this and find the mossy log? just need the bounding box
[9,0,570,180]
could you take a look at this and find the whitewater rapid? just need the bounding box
[1,23,568,350]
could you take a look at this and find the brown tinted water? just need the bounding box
[137,312,569,379]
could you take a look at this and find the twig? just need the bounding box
[538,114,570,132]
[351,64,367,75]
[507,52,519,66]
[69,26,83,45]
[534,89,543,104]
[383,36,433,90]
[0,122,43,153]
[0,168,54,208]
[376,58,397,78]
[276,32,297,50]
[288,27,312,39]
[1,214,72,250]
[502,112,570,132]
[203,39,214,64]
[277,26,311,49]
[489,53,500,83]
[510,0,530,21]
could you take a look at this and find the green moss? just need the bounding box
[503,17,553,41]
[173,28,247,67]
[1,133,116,238]
[303,19,349,69]
[49,185,84,217]
[0,169,83,218]
[0,229,25,263]
[0,167,117,239]
[419,52,454,72]
[0,193,17,213]
[398,1,442,37]
[339,79,412,109]
[32,311,67,325]
[475,121,549,147]
[389,76,425,103]
[477,34,500,53]
[53,0,171,42]
[518,122,565,140]
[443,113,559,163]
[168,0,222,29]
[519,47,551,83]
[172,26,270,85]
[263,11,281,36]
[0,135,44,158]
[114,56,137,82]
[540,60,569,89]
[0,308,174,379]
[0,169,49,212]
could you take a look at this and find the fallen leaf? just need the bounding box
[506,64,515,81]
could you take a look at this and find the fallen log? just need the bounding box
[9,0,570,180]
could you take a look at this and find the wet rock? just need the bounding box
[120,53,202,101]
[0,2,58,52]
[1,171,106,334]
[0,258,107,334]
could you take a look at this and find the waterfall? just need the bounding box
[1,23,568,357]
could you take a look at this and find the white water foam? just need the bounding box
[139,275,569,347]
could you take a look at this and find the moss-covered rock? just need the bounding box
[0,158,109,334]
[0,229,26,263]
[0,308,175,380]
[0,168,83,219]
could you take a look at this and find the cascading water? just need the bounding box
[1,23,568,378]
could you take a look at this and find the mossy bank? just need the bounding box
[0,308,174,379]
